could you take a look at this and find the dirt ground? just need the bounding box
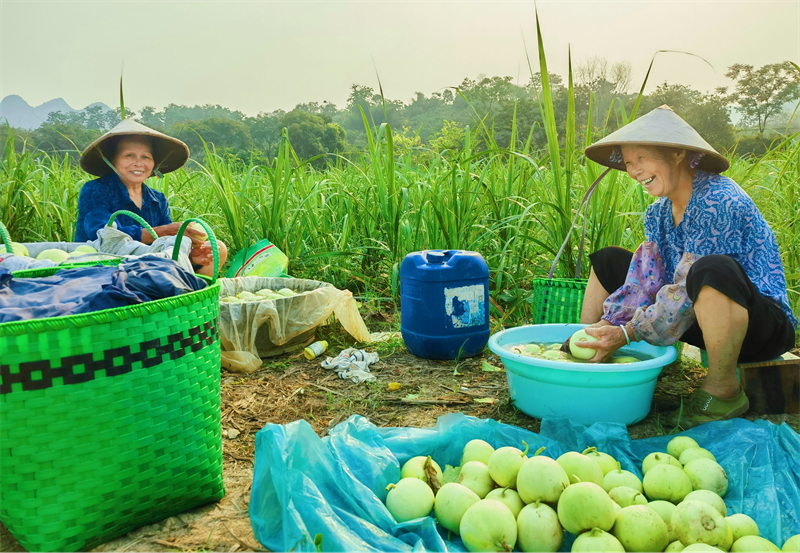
[1,327,798,553]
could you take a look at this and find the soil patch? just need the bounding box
[2,340,797,552]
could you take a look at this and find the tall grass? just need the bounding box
[1,21,798,328]
[726,132,800,317]
[3,125,797,325]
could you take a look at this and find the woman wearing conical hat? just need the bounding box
[571,105,796,429]
[76,119,228,276]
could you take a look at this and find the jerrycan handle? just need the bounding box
[427,251,447,264]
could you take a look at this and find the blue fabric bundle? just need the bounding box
[249,413,800,552]
[119,256,206,299]
[0,256,206,323]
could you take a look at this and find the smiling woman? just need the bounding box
[620,145,694,219]
[111,136,155,190]
[568,105,797,430]
[75,118,228,276]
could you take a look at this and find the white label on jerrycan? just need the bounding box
[444,284,486,328]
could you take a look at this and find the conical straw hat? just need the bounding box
[80,118,190,177]
[584,105,729,173]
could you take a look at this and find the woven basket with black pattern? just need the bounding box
[0,217,224,552]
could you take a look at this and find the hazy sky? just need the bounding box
[2,0,798,115]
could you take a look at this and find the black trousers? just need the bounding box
[589,247,795,363]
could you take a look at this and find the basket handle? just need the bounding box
[0,221,12,251]
[174,218,219,284]
[548,168,611,280]
[107,210,159,240]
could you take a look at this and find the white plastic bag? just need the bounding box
[94,226,195,272]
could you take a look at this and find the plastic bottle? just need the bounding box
[304,340,329,360]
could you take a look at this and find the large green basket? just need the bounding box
[0,218,225,552]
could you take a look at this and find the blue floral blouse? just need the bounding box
[75,173,172,242]
[602,170,797,345]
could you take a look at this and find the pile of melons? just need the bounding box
[381,436,799,552]
[220,288,301,303]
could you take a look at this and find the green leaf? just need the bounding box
[474,397,497,404]
[403,393,420,400]
[482,360,503,372]
[443,464,462,484]
[119,69,125,120]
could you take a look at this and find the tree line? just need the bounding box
[3,60,798,165]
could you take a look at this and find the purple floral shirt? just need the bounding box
[602,170,797,346]
[602,243,699,345]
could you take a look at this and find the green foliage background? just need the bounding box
[1,53,798,333]
[2,123,798,330]
[4,60,798,165]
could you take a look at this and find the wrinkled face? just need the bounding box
[112,137,154,187]
[621,145,682,199]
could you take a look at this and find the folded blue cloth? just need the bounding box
[120,255,207,299]
[0,257,207,323]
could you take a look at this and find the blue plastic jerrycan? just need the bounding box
[400,250,490,360]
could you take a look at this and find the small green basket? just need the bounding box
[530,169,610,324]
[0,217,224,552]
[530,277,587,324]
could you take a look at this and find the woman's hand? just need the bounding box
[560,319,612,353]
[576,324,630,363]
[189,241,216,266]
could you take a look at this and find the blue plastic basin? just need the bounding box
[488,324,678,426]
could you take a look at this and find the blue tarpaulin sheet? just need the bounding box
[250,413,800,552]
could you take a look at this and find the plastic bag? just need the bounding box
[219,276,371,373]
[98,224,189,252]
[250,413,800,553]
[225,238,289,278]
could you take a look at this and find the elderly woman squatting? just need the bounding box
[573,106,796,428]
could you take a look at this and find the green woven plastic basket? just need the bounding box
[0,218,225,552]
[530,169,610,324]
[530,277,587,324]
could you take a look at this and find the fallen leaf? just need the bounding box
[473,397,497,404]
[372,331,402,343]
[403,393,420,400]
[424,456,442,495]
[482,360,503,372]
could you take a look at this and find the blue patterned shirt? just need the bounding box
[644,170,797,328]
[75,173,172,242]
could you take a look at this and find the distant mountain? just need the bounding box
[0,95,113,129]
